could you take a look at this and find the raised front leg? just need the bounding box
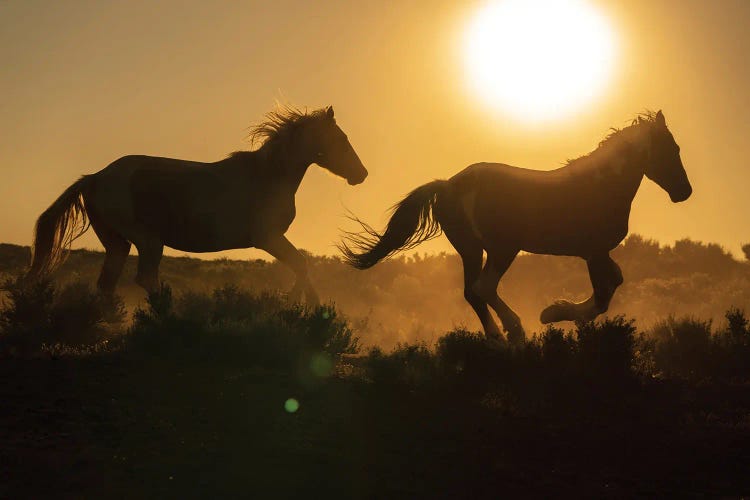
[258,234,320,307]
[540,253,623,324]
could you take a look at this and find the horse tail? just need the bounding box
[340,180,449,269]
[27,175,95,280]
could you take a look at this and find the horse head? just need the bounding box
[305,106,368,185]
[642,110,692,203]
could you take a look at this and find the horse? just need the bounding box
[340,110,691,345]
[27,105,368,306]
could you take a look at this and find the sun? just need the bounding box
[464,0,617,123]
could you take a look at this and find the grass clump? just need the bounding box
[0,276,125,355]
[360,316,641,401]
[126,284,359,372]
[366,342,435,388]
[643,308,750,381]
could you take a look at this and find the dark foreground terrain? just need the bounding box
[2,355,749,498]
[1,282,749,498]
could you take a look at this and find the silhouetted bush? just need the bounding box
[724,307,749,337]
[0,276,125,354]
[651,316,714,380]
[127,284,359,371]
[639,309,750,381]
[434,328,537,396]
[742,243,750,262]
[362,317,640,401]
[576,316,636,382]
[435,328,493,375]
[712,308,750,380]
[538,325,578,377]
[366,342,435,388]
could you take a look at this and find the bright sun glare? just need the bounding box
[464,0,617,123]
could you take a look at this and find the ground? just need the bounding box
[1,355,749,498]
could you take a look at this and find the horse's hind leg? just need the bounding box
[458,247,506,346]
[133,239,164,294]
[474,250,525,344]
[88,206,131,296]
[540,253,623,323]
[441,223,503,345]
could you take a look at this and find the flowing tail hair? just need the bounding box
[27,175,94,280]
[339,180,448,269]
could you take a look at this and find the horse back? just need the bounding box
[129,156,300,250]
[126,158,226,249]
[450,163,631,257]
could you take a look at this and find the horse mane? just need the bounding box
[226,106,330,161]
[231,105,329,157]
[564,111,659,169]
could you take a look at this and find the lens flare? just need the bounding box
[284,398,300,413]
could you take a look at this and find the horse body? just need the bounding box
[29,106,367,304]
[120,154,299,252]
[454,158,641,258]
[342,110,691,346]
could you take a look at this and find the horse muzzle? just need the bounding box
[347,170,368,185]
[670,184,692,203]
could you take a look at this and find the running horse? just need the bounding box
[341,110,691,345]
[27,106,368,305]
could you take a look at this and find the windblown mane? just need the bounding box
[227,106,329,160]
[253,105,328,147]
[564,111,659,169]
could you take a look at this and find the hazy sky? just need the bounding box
[1,0,749,260]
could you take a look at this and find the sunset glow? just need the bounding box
[464,0,617,123]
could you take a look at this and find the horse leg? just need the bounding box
[133,239,164,294]
[461,247,506,347]
[440,225,503,346]
[87,207,131,296]
[540,253,623,323]
[258,235,319,307]
[474,250,525,344]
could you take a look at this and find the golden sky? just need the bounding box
[1,0,749,260]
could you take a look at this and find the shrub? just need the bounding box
[538,325,578,377]
[126,283,359,371]
[651,316,714,380]
[575,316,636,382]
[713,308,750,380]
[723,307,749,341]
[435,328,488,371]
[366,343,435,388]
[0,276,125,354]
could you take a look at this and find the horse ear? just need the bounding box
[655,109,665,126]
[326,106,335,120]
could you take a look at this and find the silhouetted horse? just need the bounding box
[341,110,691,345]
[28,106,367,305]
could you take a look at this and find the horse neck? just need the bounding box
[575,143,646,202]
[607,157,644,202]
[258,141,312,192]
